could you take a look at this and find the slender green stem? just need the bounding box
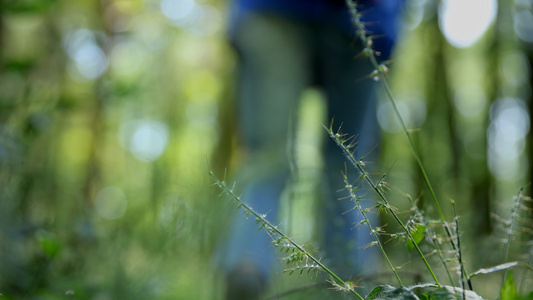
[504,188,523,263]
[376,66,474,289]
[408,197,455,288]
[452,201,466,300]
[502,188,523,292]
[327,129,440,287]
[210,172,365,300]
[345,0,477,289]
[430,229,457,289]
[376,73,445,221]
[346,0,445,222]
[343,175,403,286]
[378,62,474,289]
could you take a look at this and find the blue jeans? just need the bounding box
[222,12,380,280]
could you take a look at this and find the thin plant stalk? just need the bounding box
[504,188,526,293]
[345,0,450,228]
[452,201,466,300]
[210,172,365,300]
[407,196,456,288]
[345,0,474,289]
[345,0,444,221]
[342,173,403,286]
[503,188,523,263]
[327,127,441,287]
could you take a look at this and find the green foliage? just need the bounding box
[211,1,533,299]
[36,231,61,259]
[419,286,484,300]
[500,271,517,300]
[1,0,532,298]
[211,171,365,300]
[367,286,418,300]
[0,0,229,298]
[406,224,426,252]
[468,262,524,279]
[1,0,57,13]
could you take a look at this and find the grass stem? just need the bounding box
[210,171,365,299]
[342,173,403,286]
[327,127,441,287]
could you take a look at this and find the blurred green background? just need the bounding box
[1,0,532,299]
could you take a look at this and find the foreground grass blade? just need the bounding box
[210,171,365,299]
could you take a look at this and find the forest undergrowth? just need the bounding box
[211,1,533,299]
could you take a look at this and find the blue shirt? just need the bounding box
[228,0,404,59]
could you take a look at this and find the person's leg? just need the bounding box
[317,21,381,280]
[221,12,313,297]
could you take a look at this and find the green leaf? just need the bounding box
[500,271,517,300]
[367,286,389,299]
[407,224,426,251]
[2,0,57,13]
[36,232,60,258]
[469,262,530,279]
[366,285,419,300]
[420,286,485,300]
[420,288,454,300]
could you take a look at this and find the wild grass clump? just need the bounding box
[211,0,533,299]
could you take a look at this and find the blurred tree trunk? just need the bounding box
[0,9,3,74]
[475,0,518,237]
[84,88,105,204]
[524,44,533,227]
[212,70,238,175]
[417,11,458,216]
[83,1,110,204]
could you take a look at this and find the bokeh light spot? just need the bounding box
[94,187,128,220]
[439,0,497,48]
[513,7,533,43]
[63,29,108,80]
[488,98,530,180]
[160,0,195,22]
[119,120,169,162]
[160,0,221,36]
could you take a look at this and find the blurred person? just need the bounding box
[220,0,404,299]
